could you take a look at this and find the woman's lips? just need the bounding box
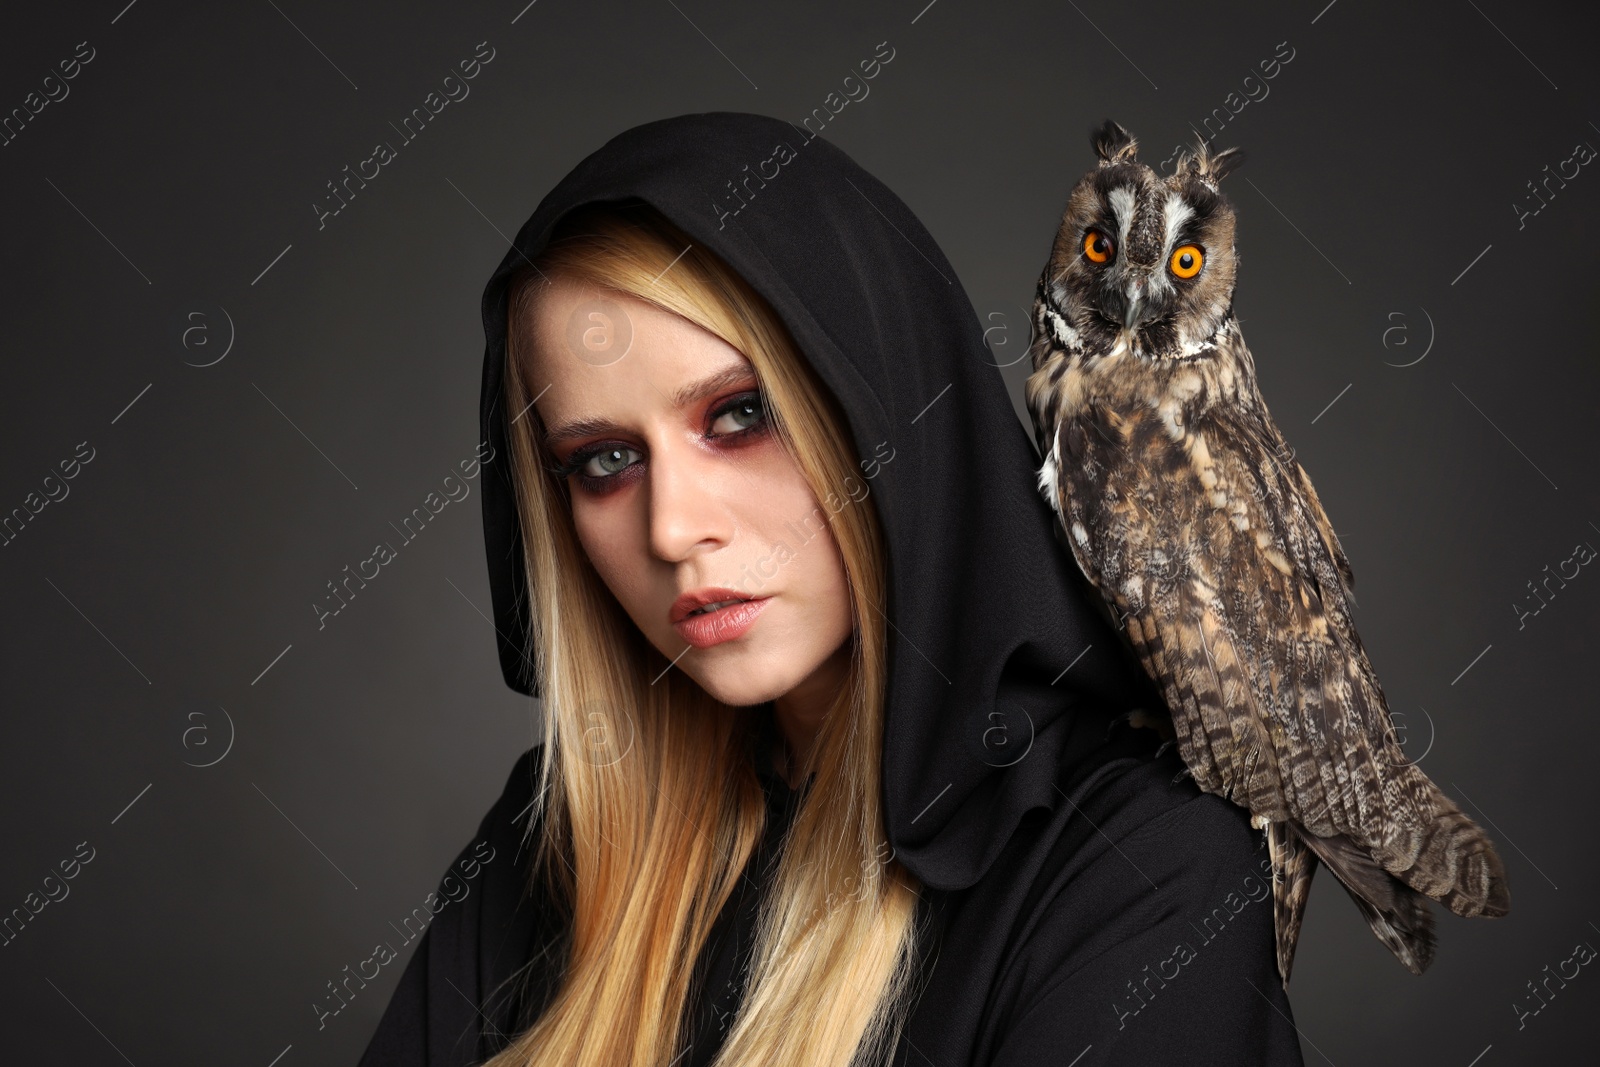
[672,596,771,649]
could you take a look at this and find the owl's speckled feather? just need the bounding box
[1024,121,1510,987]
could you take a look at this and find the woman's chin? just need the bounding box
[676,653,790,709]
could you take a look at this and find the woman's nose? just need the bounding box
[646,440,736,562]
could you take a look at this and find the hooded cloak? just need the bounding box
[360,111,1304,1066]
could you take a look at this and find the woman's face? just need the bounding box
[523,275,854,709]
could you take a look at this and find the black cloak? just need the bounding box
[359,112,1305,1066]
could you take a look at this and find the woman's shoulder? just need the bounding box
[357,742,564,1067]
[1017,741,1276,953]
[968,741,1302,1064]
[431,741,559,937]
[490,741,548,832]
[1065,741,1265,868]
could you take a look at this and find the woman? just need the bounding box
[360,112,1304,1066]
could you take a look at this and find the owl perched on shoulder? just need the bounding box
[1023,119,1510,986]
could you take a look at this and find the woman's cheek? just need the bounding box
[574,508,647,611]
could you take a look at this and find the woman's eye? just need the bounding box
[558,391,768,491]
[580,445,640,478]
[709,393,766,435]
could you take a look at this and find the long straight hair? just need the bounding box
[488,201,924,1067]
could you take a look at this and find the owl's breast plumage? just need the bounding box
[1027,334,1298,640]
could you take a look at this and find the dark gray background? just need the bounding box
[2,1,1595,1063]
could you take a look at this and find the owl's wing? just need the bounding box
[1052,408,1265,810]
[1069,405,1506,919]
[1275,423,1355,596]
[1301,464,1353,593]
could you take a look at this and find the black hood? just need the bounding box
[477,111,1159,893]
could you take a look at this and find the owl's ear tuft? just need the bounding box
[1184,142,1247,187]
[1091,120,1139,166]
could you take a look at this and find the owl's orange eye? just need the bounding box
[1083,231,1113,264]
[1169,245,1203,278]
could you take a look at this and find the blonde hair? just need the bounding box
[488,201,924,1067]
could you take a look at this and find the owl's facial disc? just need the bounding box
[1052,160,1239,362]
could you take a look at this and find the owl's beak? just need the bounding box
[1122,278,1146,329]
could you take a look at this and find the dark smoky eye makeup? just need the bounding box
[548,388,772,493]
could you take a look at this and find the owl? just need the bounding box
[1022,120,1511,986]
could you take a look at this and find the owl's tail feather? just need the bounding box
[1297,826,1437,976]
[1266,819,1317,988]
[1385,775,1514,920]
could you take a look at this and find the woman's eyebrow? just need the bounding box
[670,362,757,409]
[541,362,758,447]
